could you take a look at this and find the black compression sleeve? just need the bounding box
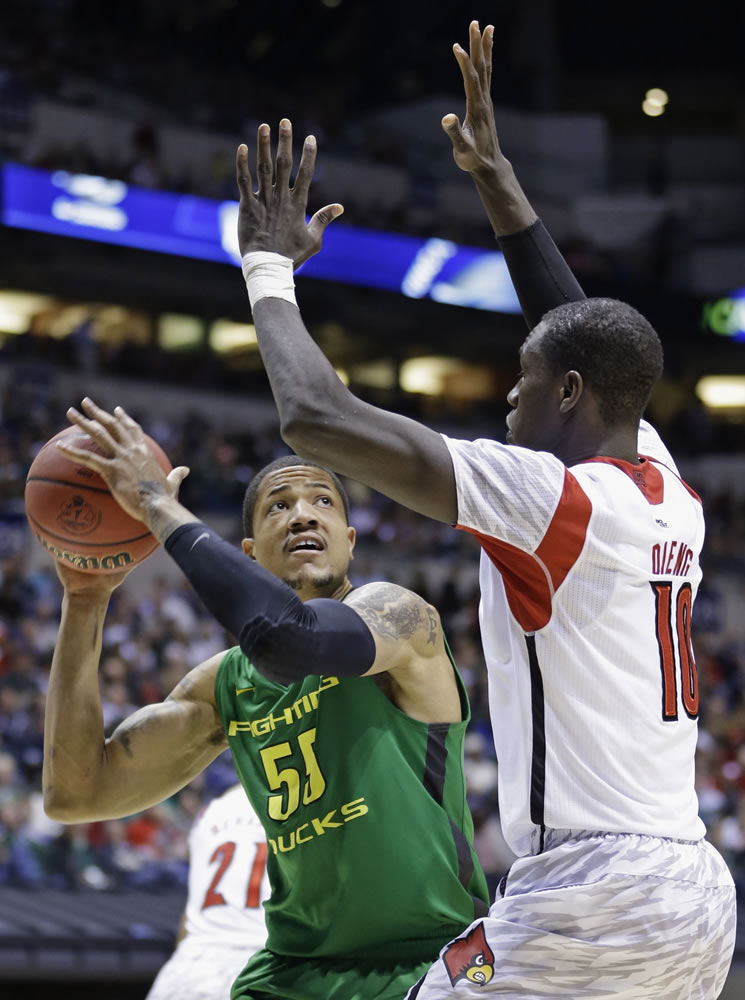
[497,219,586,331]
[164,522,376,684]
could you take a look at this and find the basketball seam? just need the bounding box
[26,512,154,547]
[26,476,114,495]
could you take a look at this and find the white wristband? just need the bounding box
[241,252,297,310]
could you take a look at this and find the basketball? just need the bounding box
[24,425,172,574]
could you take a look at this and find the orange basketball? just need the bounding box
[24,425,172,574]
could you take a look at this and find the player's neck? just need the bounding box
[559,425,641,467]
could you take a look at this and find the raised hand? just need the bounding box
[56,398,189,525]
[442,21,503,176]
[236,119,344,268]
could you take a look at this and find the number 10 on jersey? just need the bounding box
[651,581,698,721]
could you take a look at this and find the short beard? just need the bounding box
[282,570,336,594]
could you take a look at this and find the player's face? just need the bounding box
[505,323,567,453]
[244,467,355,599]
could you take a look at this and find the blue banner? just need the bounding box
[1,164,521,314]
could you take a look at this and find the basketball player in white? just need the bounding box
[146,785,269,1000]
[229,20,737,999]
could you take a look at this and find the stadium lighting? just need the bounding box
[642,99,665,117]
[208,319,257,354]
[400,357,462,395]
[696,376,745,409]
[645,88,669,107]
[349,360,397,390]
[158,313,204,351]
[0,290,55,334]
[399,356,497,400]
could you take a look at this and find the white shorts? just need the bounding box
[405,830,736,1000]
[146,936,257,1000]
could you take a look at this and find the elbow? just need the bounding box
[280,407,326,456]
[43,785,91,823]
[280,397,356,459]
[239,619,310,686]
[279,412,312,453]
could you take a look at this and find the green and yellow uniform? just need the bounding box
[215,643,488,1000]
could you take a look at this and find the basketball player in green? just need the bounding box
[44,401,489,1000]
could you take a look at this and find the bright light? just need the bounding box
[400,357,459,395]
[696,376,745,409]
[642,99,665,117]
[0,291,54,334]
[399,356,496,400]
[159,313,204,351]
[645,88,669,107]
[349,360,397,390]
[208,319,257,354]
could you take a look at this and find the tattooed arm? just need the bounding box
[344,583,463,724]
[44,627,227,824]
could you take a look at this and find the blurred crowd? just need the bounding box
[0,367,745,903]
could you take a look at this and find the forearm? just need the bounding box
[250,296,458,520]
[470,163,586,330]
[470,160,537,237]
[43,594,110,819]
[164,522,376,683]
[252,297,356,458]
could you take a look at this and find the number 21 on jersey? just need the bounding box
[651,581,698,721]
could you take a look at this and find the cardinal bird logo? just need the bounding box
[442,922,495,987]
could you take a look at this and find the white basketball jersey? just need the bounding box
[183,784,270,948]
[443,421,706,857]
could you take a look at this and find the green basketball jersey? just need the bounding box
[214,643,488,962]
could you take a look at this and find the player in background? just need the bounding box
[44,431,488,1000]
[227,20,736,999]
[146,784,270,1000]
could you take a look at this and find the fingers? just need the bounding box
[235,143,255,203]
[55,438,110,475]
[256,123,274,204]
[307,203,344,242]
[441,113,469,152]
[469,19,485,86]
[167,466,190,496]
[66,399,120,454]
[483,24,494,92]
[453,41,481,106]
[112,404,141,434]
[275,118,293,192]
[292,134,318,204]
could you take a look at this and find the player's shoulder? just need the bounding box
[443,433,563,470]
[344,582,442,648]
[345,580,438,617]
[637,419,679,471]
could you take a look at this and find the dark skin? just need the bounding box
[235,21,642,525]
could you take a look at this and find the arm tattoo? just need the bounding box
[349,584,435,644]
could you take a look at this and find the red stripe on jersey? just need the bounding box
[641,455,702,505]
[460,469,592,631]
[581,455,665,504]
[580,455,702,506]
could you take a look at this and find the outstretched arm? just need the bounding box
[43,563,227,822]
[235,123,457,525]
[443,20,585,329]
